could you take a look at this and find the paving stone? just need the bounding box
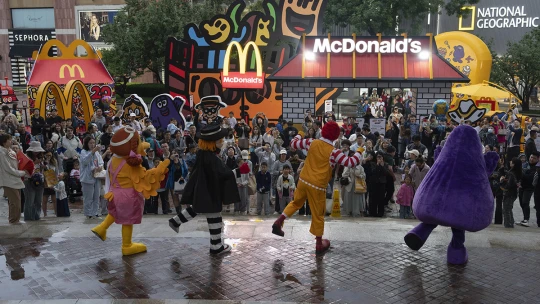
[0,238,539,303]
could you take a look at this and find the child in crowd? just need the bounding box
[167,118,180,135]
[396,174,415,219]
[276,165,295,213]
[54,173,70,217]
[153,159,171,214]
[70,160,80,180]
[235,158,250,215]
[256,162,272,215]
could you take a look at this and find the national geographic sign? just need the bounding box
[439,0,540,54]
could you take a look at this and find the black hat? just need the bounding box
[195,95,226,110]
[199,122,229,141]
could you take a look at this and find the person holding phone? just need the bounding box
[80,136,104,219]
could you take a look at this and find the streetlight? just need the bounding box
[22,100,28,126]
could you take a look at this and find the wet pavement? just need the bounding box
[0,235,539,304]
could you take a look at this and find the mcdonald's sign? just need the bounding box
[59,64,85,79]
[221,41,264,89]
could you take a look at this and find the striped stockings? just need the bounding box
[170,207,227,254]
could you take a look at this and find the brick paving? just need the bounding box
[0,237,539,303]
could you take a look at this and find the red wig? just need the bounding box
[321,121,340,141]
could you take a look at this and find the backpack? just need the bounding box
[153,138,163,158]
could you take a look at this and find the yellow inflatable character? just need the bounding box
[91,127,169,256]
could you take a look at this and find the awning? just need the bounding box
[8,45,39,58]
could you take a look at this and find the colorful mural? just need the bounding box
[165,0,327,122]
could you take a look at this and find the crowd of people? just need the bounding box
[1,96,539,229]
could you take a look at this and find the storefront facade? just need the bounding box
[270,35,468,124]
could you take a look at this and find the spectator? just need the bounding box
[507,120,523,167]
[54,172,70,217]
[235,118,251,150]
[23,141,46,221]
[396,174,415,219]
[127,113,143,132]
[170,130,187,155]
[405,116,420,138]
[501,157,521,228]
[143,118,157,138]
[517,151,538,227]
[276,164,295,213]
[184,125,199,147]
[91,108,107,131]
[42,150,58,217]
[313,121,322,139]
[228,112,237,129]
[409,157,430,191]
[525,129,538,160]
[252,113,269,133]
[405,135,428,160]
[370,152,390,217]
[234,158,250,215]
[80,136,104,219]
[341,160,366,217]
[31,109,47,142]
[256,162,272,215]
[112,117,123,133]
[0,134,26,224]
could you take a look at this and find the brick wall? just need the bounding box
[281,81,453,123]
[0,0,13,84]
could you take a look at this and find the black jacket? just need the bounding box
[180,150,239,213]
[521,165,536,191]
[525,138,537,159]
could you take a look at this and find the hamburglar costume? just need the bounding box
[169,123,240,254]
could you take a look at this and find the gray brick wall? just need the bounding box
[282,81,453,121]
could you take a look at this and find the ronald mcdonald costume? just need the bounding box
[272,121,363,253]
[91,127,170,256]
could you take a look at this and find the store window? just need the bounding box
[12,8,55,29]
[317,87,417,122]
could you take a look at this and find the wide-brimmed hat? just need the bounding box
[26,141,45,153]
[199,123,229,141]
[195,95,227,110]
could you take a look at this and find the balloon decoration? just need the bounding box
[432,99,449,121]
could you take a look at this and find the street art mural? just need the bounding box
[165,0,329,122]
[149,94,187,130]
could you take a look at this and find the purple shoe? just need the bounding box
[447,244,468,265]
[404,223,437,251]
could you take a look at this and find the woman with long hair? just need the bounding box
[90,14,101,41]
[80,136,104,219]
[23,141,46,221]
[249,127,262,168]
[500,157,522,228]
[42,150,58,217]
[0,134,26,223]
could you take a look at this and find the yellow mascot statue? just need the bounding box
[91,127,170,255]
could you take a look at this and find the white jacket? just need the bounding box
[276,174,295,195]
[0,146,26,189]
[342,164,366,193]
[61,135,82,159]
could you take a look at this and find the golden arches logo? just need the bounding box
[223,41,263,77]
[35,80,95,123]
[59,64,85,79]
[33,39,101,61]
[221,41,265,89]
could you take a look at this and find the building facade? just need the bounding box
[1,0,126,86]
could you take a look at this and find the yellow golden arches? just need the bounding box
[34,80,95,123]
[64,80,95,122]
[223,41,263,77]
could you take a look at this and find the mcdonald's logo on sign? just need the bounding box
[59,64,85,79]
[221,41,264,89]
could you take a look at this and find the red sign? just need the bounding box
[221,72,265,89]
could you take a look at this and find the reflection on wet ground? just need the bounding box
[0,237,539,303]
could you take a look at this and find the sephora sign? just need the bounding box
[312,38,424,54]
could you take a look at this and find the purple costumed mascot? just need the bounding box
[404,124,499,264]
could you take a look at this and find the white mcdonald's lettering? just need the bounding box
[223,76,264,84]
[222,41,263,77]
[312,38,423,54]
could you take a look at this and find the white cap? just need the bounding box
[280,149,287,154]
[129,113,136,117]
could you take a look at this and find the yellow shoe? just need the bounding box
[91,214,115,241]
[91,226,107,241]
[121,224,147,256]
[122,242,147,256]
